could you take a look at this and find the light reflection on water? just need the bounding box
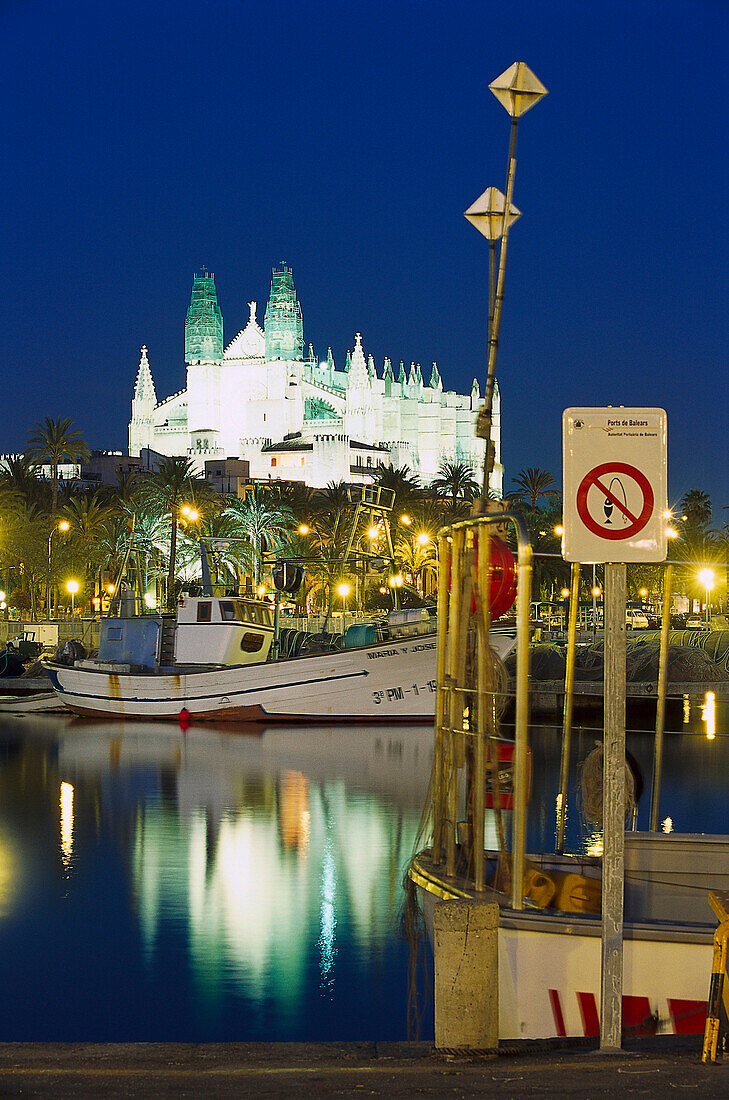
[0,717,432,1041]
[0,712,727,1040]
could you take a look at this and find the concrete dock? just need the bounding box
[0,1039,726,1097]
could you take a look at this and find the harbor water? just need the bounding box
[0,703,725,1041]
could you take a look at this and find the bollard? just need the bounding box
[433,899,499,1051]
[702,890,729,1063]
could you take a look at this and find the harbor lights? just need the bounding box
[465,61,547,499]
[337,582,351,634]
[699,568,715,625]
[66,580,79,639]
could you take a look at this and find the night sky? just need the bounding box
[2,0,727,516]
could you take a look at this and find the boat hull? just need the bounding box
[410,855,712,1041]
[48,631,514,722]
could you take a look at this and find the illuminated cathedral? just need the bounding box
[128,264,502,492]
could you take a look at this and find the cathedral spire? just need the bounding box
[344,349,352,372]
[185,270,223,364]
[383,357,393,381]
[349,332,369,385]
[133,345,157,404]
[429,361,442,390]
[264,263,304,361]
[367,353,377,380]
[326,347,335,371]
[398,361,406,385]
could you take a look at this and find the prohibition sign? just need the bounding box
[576,461,654,541]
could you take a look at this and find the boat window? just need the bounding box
[219,601,236,622]
[197,602,212,622]
[240,632,265,653]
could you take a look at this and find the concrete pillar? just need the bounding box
[433,900,499,1049]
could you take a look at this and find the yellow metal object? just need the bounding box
[702,891,729,1063]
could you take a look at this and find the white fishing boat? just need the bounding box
[409,836,721,1040]
[47,593,516,722]
[406,508,723,1043]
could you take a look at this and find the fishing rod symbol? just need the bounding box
[603,477,629,526]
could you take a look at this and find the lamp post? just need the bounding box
[337,582,350,636]
[464,62,547,500]
[66,580,79,639]
[47,519,70,619]
[699,568,714,626]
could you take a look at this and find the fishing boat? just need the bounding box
[47,591,516,723]
[406,508,725,1043]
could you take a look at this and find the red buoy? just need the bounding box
[179,707,191,731]
[465,534,517,620]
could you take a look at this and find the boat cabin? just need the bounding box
[175,595,274,667]
[94,596,275,672]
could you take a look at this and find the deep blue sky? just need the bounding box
[2,0,727,516]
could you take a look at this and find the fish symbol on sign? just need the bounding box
[603,477,628,526]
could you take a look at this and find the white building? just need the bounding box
[128,265,502,492]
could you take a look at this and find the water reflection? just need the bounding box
[59,781,74,872]
[0,716,432,1040]
[0,711,727,1041]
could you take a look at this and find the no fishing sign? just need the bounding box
[562,407,668,563]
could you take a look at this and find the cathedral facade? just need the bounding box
[128,264,502,493]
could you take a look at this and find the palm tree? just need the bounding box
[430,459,479,507]
[371,463,422,514]
[137,456,206,609]
[680,489,712,530]
[223,487,294,587]
[63,492,115,610]
[25,417,90,522]
[0,454,49,513]
[510,467,560,513]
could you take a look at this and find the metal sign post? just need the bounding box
[602,560,627,1050]
[563,406,668,1051]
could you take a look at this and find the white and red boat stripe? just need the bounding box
[548,990,707,1037]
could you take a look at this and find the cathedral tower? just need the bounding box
[129,345,157,456]
[264,264,304,362]
[185,269,223,455]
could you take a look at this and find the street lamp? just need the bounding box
[47,519,71,619]
[337,582,351,634]
[465,61,547,499]
[66,580,79,639]
[698,568,714,626]
[298,524,310,536]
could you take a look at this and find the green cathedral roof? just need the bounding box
[185,270,223,363]
[264,264,304,361]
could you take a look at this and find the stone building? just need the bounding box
[129,264,502,492]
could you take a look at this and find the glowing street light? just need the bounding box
[337,582,351,634]
[298,524,310,536]
[698,568,715,625]
[400,514,412,526]
[368,526,379,540]
[416,532,431,547]
[47,519,71,619]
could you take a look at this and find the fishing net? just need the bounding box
[580,744,636,826]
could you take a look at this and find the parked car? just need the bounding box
[625,609,650,629]
[685,615,704,630]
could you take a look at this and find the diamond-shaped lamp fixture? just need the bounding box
[464,187,521,241]
[489,61,547,118]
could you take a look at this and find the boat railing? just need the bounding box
[430,509,532,910]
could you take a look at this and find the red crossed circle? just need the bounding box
[576,462,654,540]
